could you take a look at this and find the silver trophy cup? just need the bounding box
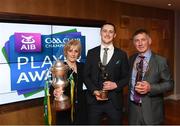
[51,60,71,111]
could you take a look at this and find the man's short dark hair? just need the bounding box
[101,23,116,33]
[132,28,150,38]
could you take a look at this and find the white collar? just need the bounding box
[101,43,114,51]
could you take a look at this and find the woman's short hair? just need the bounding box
[64,39,82,58]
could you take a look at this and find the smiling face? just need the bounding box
[100,24,116,45]
[133,32,152,54]
[66,45,79,63]
[64,40,81,63]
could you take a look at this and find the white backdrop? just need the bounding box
[0,23,101,105]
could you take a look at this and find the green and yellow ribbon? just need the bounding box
[69,73,75,122]
[44,81,52,125]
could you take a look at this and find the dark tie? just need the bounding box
[133,56,145,103]
[102,48,109,65]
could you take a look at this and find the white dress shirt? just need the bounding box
[100,44,114,65]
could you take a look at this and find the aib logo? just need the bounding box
[15,33,41,52]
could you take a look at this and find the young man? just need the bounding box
[128,28,174,124]
[84,23,129,124]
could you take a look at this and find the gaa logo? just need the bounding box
[15,33,41,52]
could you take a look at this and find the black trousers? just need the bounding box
[88,100,122,125]
[56,90,88,125]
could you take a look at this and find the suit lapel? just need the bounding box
[106,48,117,67]
[130,53,138,72]
[128,54,138,88]
[94,46,101,64]
[97,46,101,63]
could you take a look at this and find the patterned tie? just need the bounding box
[102,48,109,65]
[133,56,145,103]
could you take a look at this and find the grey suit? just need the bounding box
[128,52,174,124]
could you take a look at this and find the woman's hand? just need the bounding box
[53,87,63,97]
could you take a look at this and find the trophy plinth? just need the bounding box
[51,60,71,111]
[99,62,109,100]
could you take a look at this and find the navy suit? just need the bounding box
[84,46,129,124]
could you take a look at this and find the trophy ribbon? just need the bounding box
[68,72,75,122]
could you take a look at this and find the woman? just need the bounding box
[53,39,87,124]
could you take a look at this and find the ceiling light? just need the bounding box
[168,3,172,6]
